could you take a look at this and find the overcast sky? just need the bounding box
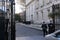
[15,0,24,13]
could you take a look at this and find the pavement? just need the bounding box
[16,36,46,40]
[19,23,42,30]
[16,23,46,40]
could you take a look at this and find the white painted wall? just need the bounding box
[26,0,60,24]
[26,0,32,5]
[26,0,36,21]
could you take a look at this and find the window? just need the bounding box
[55,0,58,2]
[36,2,39,9]
[41,5,44,8]
[37,0,39,1]
[47,8,50,13]
[36,7,38,9]
[41,10,43,13]
[41,10,43,19]
[47,0,52,5]
[47,3,50,5]
[36,12,38,20]
[49,0,52,3]
[43,0,44,6]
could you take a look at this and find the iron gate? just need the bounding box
[0,16,5,40]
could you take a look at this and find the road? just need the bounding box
[16,23,46,40]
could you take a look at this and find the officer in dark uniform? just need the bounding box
[41,21,47,37]
[48,20,55,34]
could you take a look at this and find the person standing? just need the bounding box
[48,20,55,34]
[41,21,47,37]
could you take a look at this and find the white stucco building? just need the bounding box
[26,0,36,23]
[26,0,60,24]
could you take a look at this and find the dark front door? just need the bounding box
[0,16,5,40]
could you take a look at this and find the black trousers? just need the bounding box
[42,29,47,37]
[49,29,55,34]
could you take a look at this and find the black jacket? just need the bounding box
[48,23,54,30]
[41,24,47,29]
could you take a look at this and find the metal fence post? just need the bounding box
[10,0,15,40]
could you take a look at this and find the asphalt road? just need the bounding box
[16,23,46,40]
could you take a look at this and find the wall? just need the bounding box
[26,0,32,5]
[26,0,35,21]
[26,0,60,24]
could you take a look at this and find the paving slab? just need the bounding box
[16,23,46,40]
[16,36,46,40]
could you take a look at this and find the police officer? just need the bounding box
[48,20,55,34]
[41,21,47,37]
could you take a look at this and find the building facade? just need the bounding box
[26,0,36,23]
[26,0,60,24]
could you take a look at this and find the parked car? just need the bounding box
[45,30,60,40]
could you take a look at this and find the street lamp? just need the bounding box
[52,4,55,32]
[10,0,15,40]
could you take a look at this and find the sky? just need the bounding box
[0,0,24,14]
[15,0,24,13]
[15,4,23,13]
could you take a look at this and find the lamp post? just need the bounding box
[52,4,55,32]
[10,0,15,40]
